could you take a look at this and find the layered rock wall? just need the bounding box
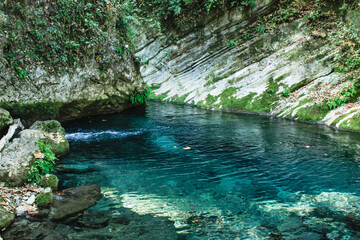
[136,0,360,131]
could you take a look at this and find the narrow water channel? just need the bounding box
[58,102,360,239]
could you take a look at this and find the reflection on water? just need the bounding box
[58,102,360,239]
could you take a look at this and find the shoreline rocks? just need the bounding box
[1,183,104,239]
[0,120,69,186]
[49,184,102,221]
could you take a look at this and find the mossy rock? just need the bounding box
[38,174,59,191]
[0,108,13,132]
[36,190,53,208]
[0,206,15,230]
[30,120,69,156]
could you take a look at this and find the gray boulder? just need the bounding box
[30,120,69,156]
[49,184,102,221]
[0,108,13,132]
[0,120,68,186]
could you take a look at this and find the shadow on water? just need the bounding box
[57,102,360,239]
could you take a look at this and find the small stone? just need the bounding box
[26,195,36,205]
[16,205,27,216]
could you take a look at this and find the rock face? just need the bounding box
[49,184,102,221]
[0,120,68,185]
[0,56,143,122]
[0,1,144,123]
[136,0,360,131]
[0,108,13,132]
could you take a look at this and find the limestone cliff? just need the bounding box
[136,0,360,131]
[0,0,145,123]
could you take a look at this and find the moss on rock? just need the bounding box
[295,104,330,122]
[0,206,15,230]
[37,174,59,191]
[0,108,13,132]
[36,190,53,208]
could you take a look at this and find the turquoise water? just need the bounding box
[59,102,360,239]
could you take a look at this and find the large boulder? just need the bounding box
[30,120,69,156]
[49,184,102,221]
[0,120,68,186]
[0,108,13,132]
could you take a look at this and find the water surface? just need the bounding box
[59,102,360,239]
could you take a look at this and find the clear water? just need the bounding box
[58,102,360,239]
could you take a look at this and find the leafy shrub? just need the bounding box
[134,0,256,30]
[281,89,290,98]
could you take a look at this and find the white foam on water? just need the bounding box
[65,130,142,142]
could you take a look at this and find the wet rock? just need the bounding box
[112,215,131,225]
[345,214,360,231]
[54,224,73,236]
[0,108,13,132]
[49,184,102,221]
[277,217,303,232]
[2,219,55,240]
[38,174,59,191]
[43,233,65,240]
[30,120,69,156]
[79,209,111,228]
[0,206,15,230]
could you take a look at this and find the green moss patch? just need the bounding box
[36,191,53,208]
[339,112,360,131]
[0,102,62,122]
[148,90,170,101]
[294,104,330,122]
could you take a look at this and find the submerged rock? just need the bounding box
[79,209,111,228]
[0,108,12,132]
[49,184,102,221]
[1,219,56,240]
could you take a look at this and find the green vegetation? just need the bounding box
[28,140,57,184]
[281,89,290,98]
[129,86,151,104]
[1,0,134,77]
[339,112,360,131]
[35,191,53,208]
[0,101,62,121]
[295,104,329,122]
[134,0,256,30]
[38,174,59,191]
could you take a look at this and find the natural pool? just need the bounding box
[58,102,360,239]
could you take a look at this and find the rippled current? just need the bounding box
[58,102,360,239]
